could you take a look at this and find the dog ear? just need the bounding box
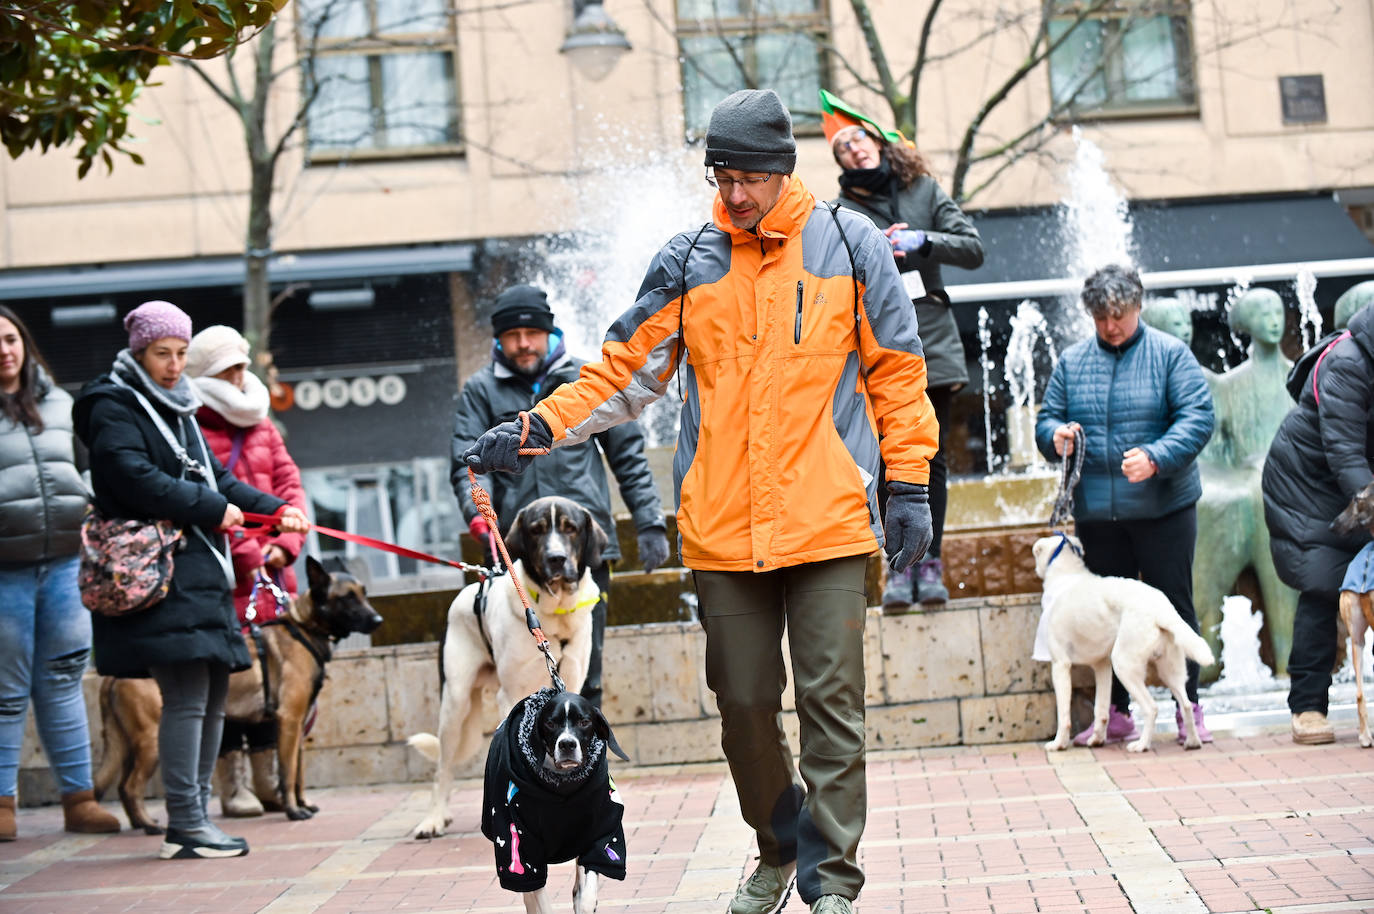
[305,555,332,595]
[579,506,608,571]
[592,706,630,762]
[503,512,528,564]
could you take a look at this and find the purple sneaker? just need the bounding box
[1175,702,1213,745]
[915,557,949,604]
[1071,708,1139,746]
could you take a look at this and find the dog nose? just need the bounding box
[363,612,383,633]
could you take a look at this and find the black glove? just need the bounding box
[462,412,552,475]
[636,526,670,574]
[884,481,933,573]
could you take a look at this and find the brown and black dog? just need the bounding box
[94,556,383,831]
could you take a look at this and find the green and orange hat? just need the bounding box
[818,88,914,150]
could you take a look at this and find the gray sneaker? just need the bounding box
[728,860,796,914]
[811,895,854,914]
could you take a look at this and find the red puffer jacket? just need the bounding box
[196,406,308,625]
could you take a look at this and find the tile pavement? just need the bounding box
[2,726,1373,913]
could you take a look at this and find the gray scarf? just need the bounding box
[112,349,202,417]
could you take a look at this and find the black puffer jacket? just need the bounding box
[451,337,664,558]
[1262,305,1374,593]
[0,369,89,564]
[73,374,285,678]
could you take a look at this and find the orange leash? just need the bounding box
[466,412,565,691]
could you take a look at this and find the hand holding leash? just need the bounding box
[464,411,553,475]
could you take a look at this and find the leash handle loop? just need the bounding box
[1049,425,1085,529]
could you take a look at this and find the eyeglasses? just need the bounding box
[834,130,874,153]
[705,170,772,191]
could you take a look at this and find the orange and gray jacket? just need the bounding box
[533,175,938,572]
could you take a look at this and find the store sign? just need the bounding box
[288,374,408,411]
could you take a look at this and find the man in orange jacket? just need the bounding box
[464,89,938,914]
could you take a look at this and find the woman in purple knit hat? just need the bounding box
[73,301,308,860]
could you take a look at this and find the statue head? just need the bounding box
[1334,281,1374,330]
[1141,297,1193,346]
[1228,287,1285,346]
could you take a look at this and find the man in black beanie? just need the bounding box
[463,91,938,914]
[450,283,669,710]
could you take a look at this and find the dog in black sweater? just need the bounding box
[482,688,630,914]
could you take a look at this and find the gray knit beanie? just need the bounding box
[703,89,796,175]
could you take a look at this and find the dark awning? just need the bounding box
[948,192,1374,302]
[0,242,477,301]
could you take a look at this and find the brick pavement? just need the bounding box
[2,727,1373,913]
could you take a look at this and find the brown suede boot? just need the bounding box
[0,795,14,841]
[62,789,120,834]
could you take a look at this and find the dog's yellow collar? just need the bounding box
[527,584,603,615]
[550,591,602,615]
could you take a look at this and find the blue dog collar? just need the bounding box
[1045,531,1081,570]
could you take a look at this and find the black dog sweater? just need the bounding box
[481,688,627,892]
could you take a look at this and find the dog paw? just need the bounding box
[413,816,449,840]
[1183,738,1202,750]
[1044,738,1069,751]
[303,802,319,814]
[285,806,314,821]
[1125,738,1150,753]
[141,823,164,836]
[1361,732,1372,748]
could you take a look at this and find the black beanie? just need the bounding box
[490,284,555,336]
[703,89,796,175]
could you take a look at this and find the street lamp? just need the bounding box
[559,0,631,82]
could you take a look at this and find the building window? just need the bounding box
[1048,0,1196,117]
[676,0,829,136]
[298,0,460,157]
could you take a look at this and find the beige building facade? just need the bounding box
[3,0,1373,577]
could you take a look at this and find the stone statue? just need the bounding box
[1190,288,1299,675]
[1141,296,1196,347]
[1335,280,1374,331]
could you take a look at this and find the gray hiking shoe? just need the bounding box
[881,567,913,613]
[728,860,796,914]
[915,557,949,604]
[811,895,854,914]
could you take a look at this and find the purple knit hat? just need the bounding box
[125,300,192,352]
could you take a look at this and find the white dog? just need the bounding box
[1033,533,1215,752]
[409,496,607,839]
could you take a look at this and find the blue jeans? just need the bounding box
[0,555,95,797]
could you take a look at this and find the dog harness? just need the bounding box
[481,688,627,892]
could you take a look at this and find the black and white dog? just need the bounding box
[409,496,608,839]
[481,688,630,914]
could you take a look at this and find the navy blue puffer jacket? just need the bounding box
[1036,323,1214,521]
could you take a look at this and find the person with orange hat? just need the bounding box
[820,89,985,611]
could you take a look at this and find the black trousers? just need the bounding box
[579,562,613,709]
[877,384,952,559]
[1287,589,1340,715]
[1076,505,1202,708]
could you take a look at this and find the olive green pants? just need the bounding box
[694,555,868,904]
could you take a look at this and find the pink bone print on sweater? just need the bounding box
[508,824,525,874]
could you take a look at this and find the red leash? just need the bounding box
[240,413,566,690]
[235,513,476,573]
